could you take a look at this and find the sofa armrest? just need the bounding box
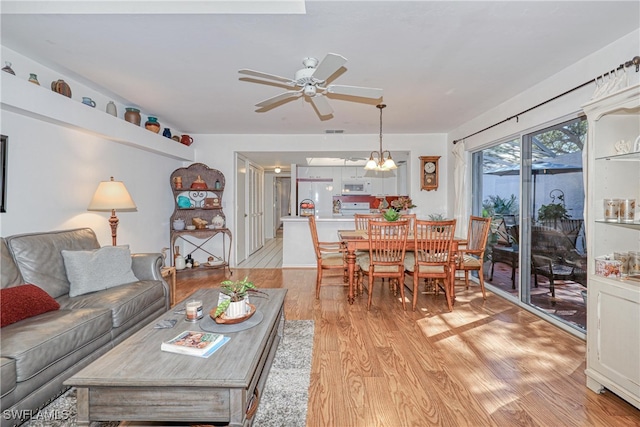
[131,253,169,309]
[131,253,163,280]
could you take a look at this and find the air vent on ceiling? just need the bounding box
[325,130,344,134]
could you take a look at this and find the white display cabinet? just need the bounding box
[582,83,640,410]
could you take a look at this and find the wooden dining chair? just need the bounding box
[357,219,410,310]
[399,213,416,230]
[354,213,383,230]
[405,219,457,311]
[456,216,491,299]
[308,216,348,298]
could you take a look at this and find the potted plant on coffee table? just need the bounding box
[213,276,256,321]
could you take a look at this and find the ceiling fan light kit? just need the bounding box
[364,104,397,172]
[239,53,383,118]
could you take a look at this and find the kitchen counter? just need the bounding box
[281,215,356,267]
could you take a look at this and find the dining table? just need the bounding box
[338,229,463,305]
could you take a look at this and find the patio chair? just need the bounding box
[531,225,587,298]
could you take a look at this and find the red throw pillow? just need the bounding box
[1,284,60,328]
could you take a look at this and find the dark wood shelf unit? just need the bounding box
[169,163,232,274]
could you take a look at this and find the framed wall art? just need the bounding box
[0,135,6,213]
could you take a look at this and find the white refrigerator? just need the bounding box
[297,179,334,217]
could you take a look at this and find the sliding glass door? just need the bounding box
[473,117,587,332]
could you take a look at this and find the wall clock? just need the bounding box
[420,156,440,191]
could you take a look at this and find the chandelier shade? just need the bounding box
[364,104,397,172]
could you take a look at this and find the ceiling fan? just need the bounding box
[238,53,383,117]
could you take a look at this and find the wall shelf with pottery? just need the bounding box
[1,74,194,161]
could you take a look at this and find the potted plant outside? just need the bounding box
[537,202,570,228]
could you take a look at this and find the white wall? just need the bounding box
[0,48,188,253]
[448,30,640,173]
[446,29,640,223]
[0,111,184,253]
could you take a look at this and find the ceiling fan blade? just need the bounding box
[310,95,333,116]
[326,85,383,99]
[255,90,302,108]
[239,69,295,85]
[311,53,347,82]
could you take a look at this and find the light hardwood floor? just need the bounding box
[174,268,639,426]
[236,228,283,268]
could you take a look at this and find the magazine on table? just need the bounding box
[161,331,229,358]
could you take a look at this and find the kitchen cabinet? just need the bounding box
[297,166,332,179]
[582,83,640,410]
[342,166,366,180]
[370,171,397,196]
[331,167,343,196]
[371,176,384,196]
[382,173,398,195]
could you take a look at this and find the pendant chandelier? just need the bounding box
[364,103,397,171]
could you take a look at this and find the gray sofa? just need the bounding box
[0,228,169,427]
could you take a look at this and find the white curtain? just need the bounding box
[453,140,467,237]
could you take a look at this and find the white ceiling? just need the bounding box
[1,1,639,168]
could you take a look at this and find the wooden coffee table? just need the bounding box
[65,288,287,427]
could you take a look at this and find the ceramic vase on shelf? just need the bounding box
[28,73,40,85]
[2,61,15,75]
[145,116,161,133]
[175,255,186,270]
[82,97,96,107]
[51,79,72,98]
[162,128,172,138]
[106,101,117,117]
[124,107,141,125]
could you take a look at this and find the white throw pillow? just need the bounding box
[62,245,139,297]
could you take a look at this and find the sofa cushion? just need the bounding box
[1,238,23,289]
[1,284,60,328]
[59,280,165,328]
[0,357,16,399]
[63,245,139,297]
[0,308,112,382]
[5,228,100,299]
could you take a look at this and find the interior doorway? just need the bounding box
[274,176,291,235]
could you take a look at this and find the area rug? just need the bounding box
[22,319,314,427]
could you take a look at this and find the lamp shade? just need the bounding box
[88,177,137,211]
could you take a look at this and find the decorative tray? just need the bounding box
[210,303,256,324]
[202,260,225,268]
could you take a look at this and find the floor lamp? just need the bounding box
[88,177,137,246]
